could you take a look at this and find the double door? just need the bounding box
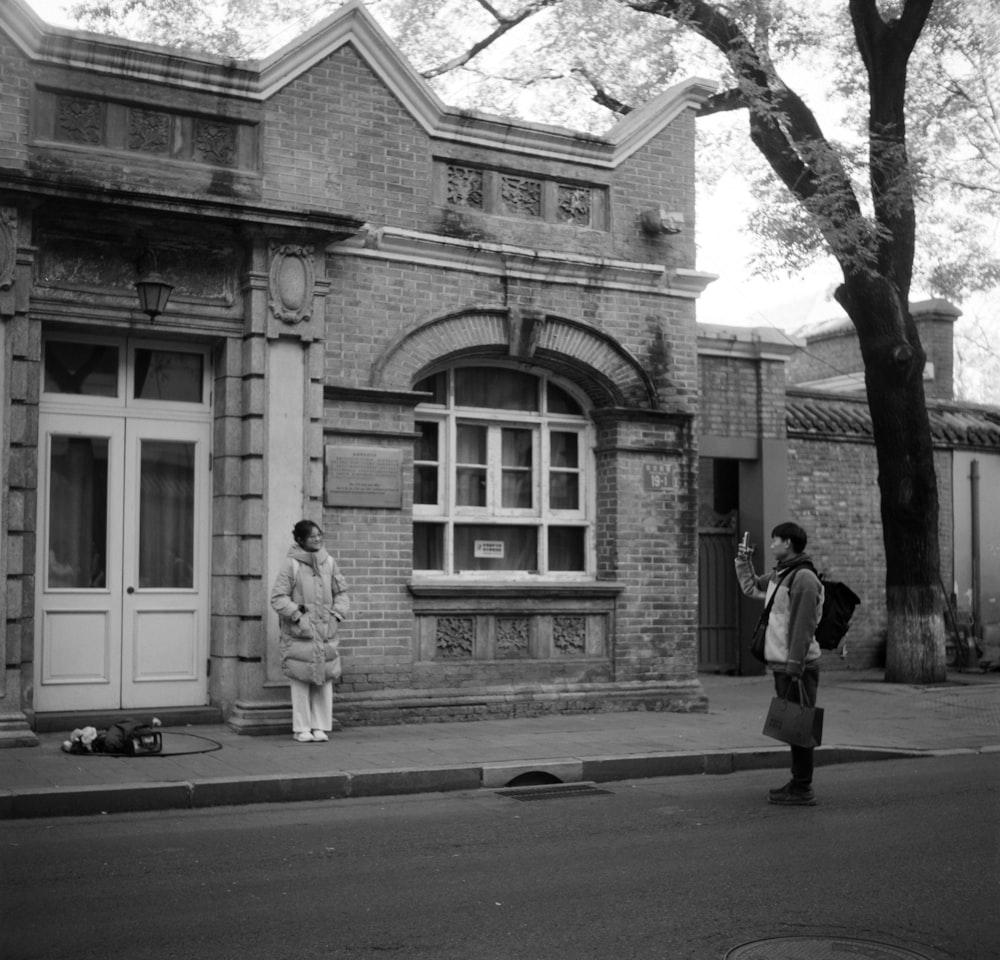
[35,336,211,712]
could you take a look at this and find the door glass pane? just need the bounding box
[454,368,538,410]
[44,341,118,397]
[139,440,195,588]
[47,436,109,588]
[134,349,203,403]
[548,527,585,571]
[454,525,537,571]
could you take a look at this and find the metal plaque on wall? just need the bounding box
[324,446,403,508]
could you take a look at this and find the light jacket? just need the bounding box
[735,552,823,670]
[271,545,350,685]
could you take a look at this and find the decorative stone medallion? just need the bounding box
[268,244,314,325]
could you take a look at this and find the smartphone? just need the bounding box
[740,531,750,552]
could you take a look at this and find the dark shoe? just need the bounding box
[769,780,795,798]
[768,784,816,806]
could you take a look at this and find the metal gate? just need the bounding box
[698,528,740,671]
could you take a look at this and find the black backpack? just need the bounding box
[789,565,861,650]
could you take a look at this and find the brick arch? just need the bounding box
[371,308,658,409]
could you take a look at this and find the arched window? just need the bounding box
[413,365,593,577]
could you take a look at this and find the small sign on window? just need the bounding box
[474,540,505,558]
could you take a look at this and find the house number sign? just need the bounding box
[325,446,403,508]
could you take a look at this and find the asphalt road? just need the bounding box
[2,754,997,960]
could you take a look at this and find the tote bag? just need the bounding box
[762,680,824,748]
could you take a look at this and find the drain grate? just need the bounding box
[496,782,612,801]
[726,937,933,960]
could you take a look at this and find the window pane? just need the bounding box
[134,349,203,403]
[502,428,532,467]
[414,372,447,404]
[456,424,487,464]
[547,382,582,415]
[502,471,533,508]
[455,368,538,410]
[415,466,439,505]
[548,527,585,571]
[414,523,444,570]
[454,525,537,571]
[139,440,194,588]
[416,421,439,462]
[456,468,487,506]
[45,341,118,397]
[549,473,579,510]
[550,431,578,467]
[48,436,109,588]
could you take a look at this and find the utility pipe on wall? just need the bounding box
[970,459,981,638]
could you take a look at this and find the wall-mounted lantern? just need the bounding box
[134,237,174,319]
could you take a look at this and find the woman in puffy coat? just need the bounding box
[270,520,350,743]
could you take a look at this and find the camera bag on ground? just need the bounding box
[98,719,162,755]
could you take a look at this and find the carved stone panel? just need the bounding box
[56,96,103,145]
[557,186,592,226]
[127,108,171,154]
[500,175,542,218]
[193,119,237,166]
[496,617,530,658]
[436,617,475,658]
[446,164,484,209]
[553,615,586,655]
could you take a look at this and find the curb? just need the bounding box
[0,744,955,821]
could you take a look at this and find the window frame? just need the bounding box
[413,364,594,580]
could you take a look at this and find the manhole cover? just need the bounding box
[496,782,612,801]
[726,937,933,960]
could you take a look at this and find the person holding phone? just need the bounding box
[735,522,824,804]
[271,520,350,742]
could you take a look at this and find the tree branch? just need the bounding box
[421,0,560,79]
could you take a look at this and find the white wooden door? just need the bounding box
[120,418,210,709]
[35,335,211,713]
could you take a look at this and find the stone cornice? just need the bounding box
[4,0,715,168]
[697,323,803,361]
[331,227,718,298]
[0,171,364,238]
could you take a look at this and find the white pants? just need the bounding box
[290,678,333,733]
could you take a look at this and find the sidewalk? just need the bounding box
[2,670,998,820]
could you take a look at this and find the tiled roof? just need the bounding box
[786,390,1000,449]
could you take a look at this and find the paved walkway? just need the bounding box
[2,669,998,819]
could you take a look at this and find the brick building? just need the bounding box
[2,1,997,746]
[0,0,723,742]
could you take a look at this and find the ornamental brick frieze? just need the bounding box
[440,161,605,229]
[268,244,315,326]
[42,92,251,170]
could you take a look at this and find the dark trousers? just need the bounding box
[773,669,819,787]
